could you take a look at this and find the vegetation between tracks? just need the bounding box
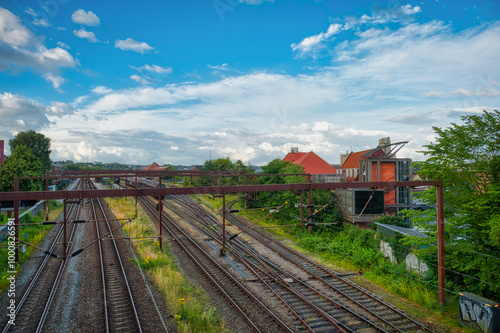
[105,196,228,333]
[0,200,62,294]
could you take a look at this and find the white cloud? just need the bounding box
[0,8,76,90]
[312,121,329,132]
[71,9,101,26]
[291,23,342,56]
[73,28,99,43]
[115,38,154,54]
[423,91,446,98]
[42,73,66,91]
[130,75,150,85]
[57,41,70,49]
[208,63,230,71]
[0,8,32,46]
[401,4,422,15]
[47,101,76,116]
[132,64,173,73]
[0,92,75,138]
[33,18,52,27]
[92,86,113,94]
[452,88,500,97]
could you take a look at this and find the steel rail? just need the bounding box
[161,196,323,331]
[165,195,388,333]
[36,189,83,333]
[226,208,434,332]
[2,180,82,333]
[165,194,426,332]
[90,185,110,332]
[93,191,142,333]
[140,196,293,333]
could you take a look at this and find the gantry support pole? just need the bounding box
[14,180,19,262]
[135,176,138,218]
[307,175,312,234]
[45,176,49,221]
[158,177,163,251]
[437,184,445,304]
[300,191,304,227]
[63,199,67,260]
[222,193,226,256]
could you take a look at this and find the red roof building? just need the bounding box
[142,162,164,171]
[283,148,343,182]
[339,149,371,182]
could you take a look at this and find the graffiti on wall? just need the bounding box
[460,298,493,333]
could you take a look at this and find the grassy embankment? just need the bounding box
[194,194,471,333]
[105,196,228,333]
[0,201,62,293]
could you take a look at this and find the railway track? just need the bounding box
[162,194,433,333]
[88,183,143,332]
[224,205,433,333]
[2,180,83,333]
[140,195,294,333]
[164,195,379,332]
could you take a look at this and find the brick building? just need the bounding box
[339,138,412,217]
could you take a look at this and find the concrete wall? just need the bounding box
[379,240,429,275]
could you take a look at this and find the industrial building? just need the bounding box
[283,138,413,225]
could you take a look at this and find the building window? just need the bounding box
[398,160,410,181]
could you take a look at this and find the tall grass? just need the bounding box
[105,197,228,333]
[0,201,61,294]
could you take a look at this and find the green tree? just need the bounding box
[0,144,44,192]
[407,110,500,299]
[245,159,341,226]
[9,130,52,173]
[203,158,233,172]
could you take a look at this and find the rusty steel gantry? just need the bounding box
[0,170,445,304]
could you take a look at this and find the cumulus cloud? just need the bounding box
[47,101,76,116]
[0,8,76,90]
[114,38,154,54]
[73,28,99,43]
[0,92,75,138]
[71,9,101,26]
[401,4,422,15]
[312,121,329,132]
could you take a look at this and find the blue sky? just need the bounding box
[0,0,499,166]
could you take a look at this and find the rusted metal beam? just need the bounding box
[0,181,442,201]
[436,184,445,304]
